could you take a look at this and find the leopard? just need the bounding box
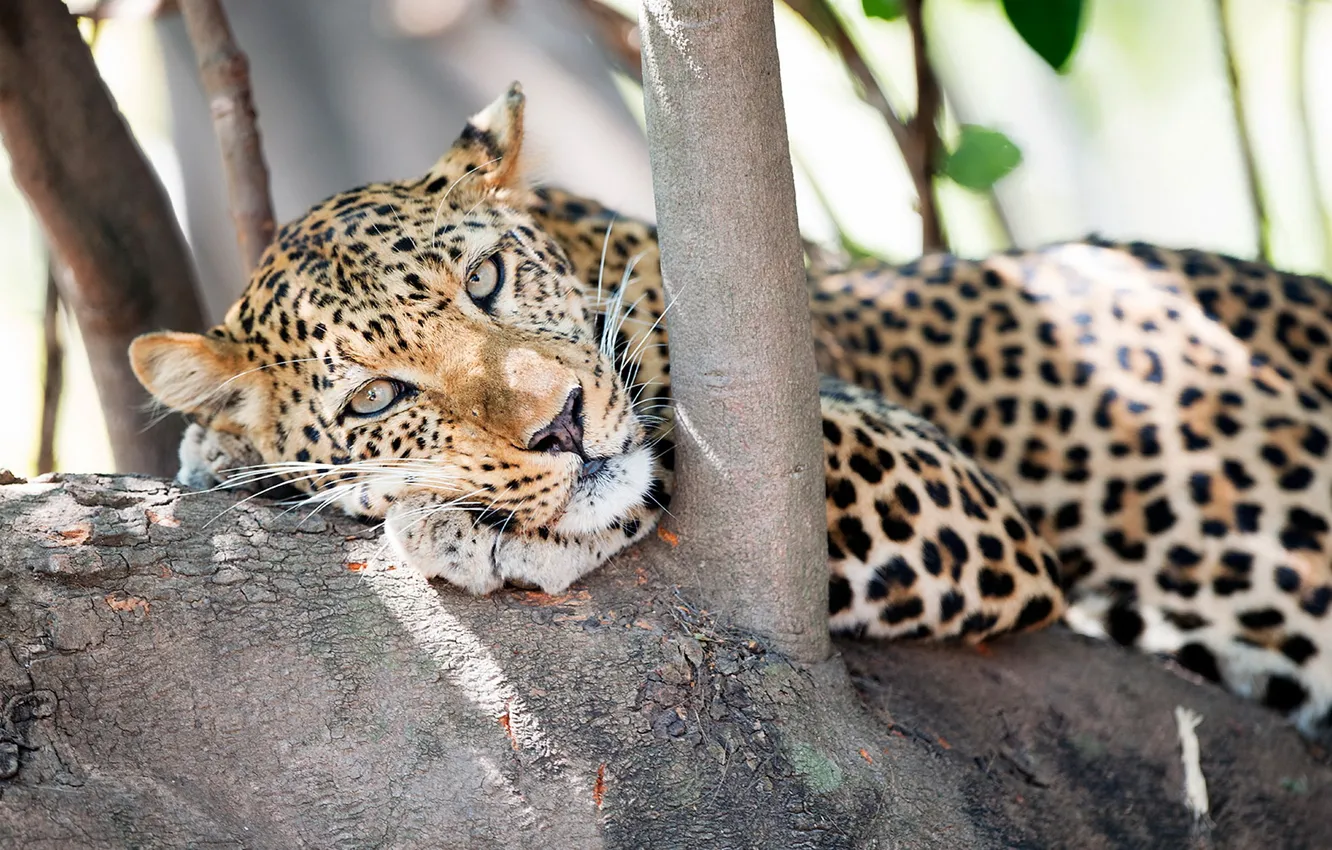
[131,85,1059,643]
[130,84,1332,741]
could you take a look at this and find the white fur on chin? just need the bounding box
[554,447,653,536]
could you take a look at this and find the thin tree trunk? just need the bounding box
[0,0,205,476]
[35,251,65,476]
[639,0,829,664]
[179,0,276,274]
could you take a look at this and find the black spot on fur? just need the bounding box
[829,575,853,614]
[1176,643,1222,682]
[1238,608,1284,630]
[867,556,916,600]
[920,540,943,576]
[1015,596,1055,631]
[838,516,873,563]
[1264,676,1309,713]
[1143,498,1177,534]
[939,590,965,622]
[880,597,925,625]
[1282,635,1317,665]
[978,567,1015,598]
[1107,604,1143,646]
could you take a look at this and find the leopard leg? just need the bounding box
[385,490,660,595]
[818,377,1065,641]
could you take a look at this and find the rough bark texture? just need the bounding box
[0,0,204,476]
[2,475,1329,849]
[639,0,830,663]
[179,0,276,274]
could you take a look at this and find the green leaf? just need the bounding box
[861,0,904,21]
[1001,0,1085,73]
[942,125,1023,191]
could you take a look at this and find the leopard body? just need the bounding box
[133,85,1332,740]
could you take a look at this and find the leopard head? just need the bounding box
[131,83,657,536]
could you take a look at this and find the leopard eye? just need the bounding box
[466,254,504,308]
[347,378,409,417]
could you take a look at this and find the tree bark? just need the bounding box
[0,0,205,476]
[639,0,830,664]
[2,475,1329,848]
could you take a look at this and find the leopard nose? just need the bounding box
[527,387,585,458]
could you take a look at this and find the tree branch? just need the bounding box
[2,474,1327,846]
[1294,0,1332,275]
[783,1,911,172]
[179,0,276,274]
[0,0,205,476]
[784,0,945,251]
[901,0,943,251]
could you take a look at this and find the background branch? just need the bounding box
[35,249,66,476]
[575,0,643,83]
[1216,0,1272,263]
[0,0,205,476]
[784,0,945,251]
[1294,0,1332,273]
[902,0,943,251]
[179,0,276,274]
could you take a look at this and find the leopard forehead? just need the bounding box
[225,180,583,347]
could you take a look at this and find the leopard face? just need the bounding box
[130,85,658,537]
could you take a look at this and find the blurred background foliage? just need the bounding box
[4,0,1330,475]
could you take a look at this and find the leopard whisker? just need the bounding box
[599,249,649,360]
[366,492,492,564]
[289,468,471,525]
[623,282,684,371]
[201,461,471,526]
[604,293,649,377]
[429,156,503,255]
[605,252,651,353]
[594,215,618,329]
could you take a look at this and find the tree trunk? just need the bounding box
[639,0,829,664]
[0,0,205,476]
[1,475,1329,848]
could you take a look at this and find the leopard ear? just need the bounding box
[129,331,261,429]
[425,82,527,197]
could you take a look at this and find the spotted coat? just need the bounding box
[133,84,1331,741]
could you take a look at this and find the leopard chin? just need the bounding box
[552,446,655,536]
